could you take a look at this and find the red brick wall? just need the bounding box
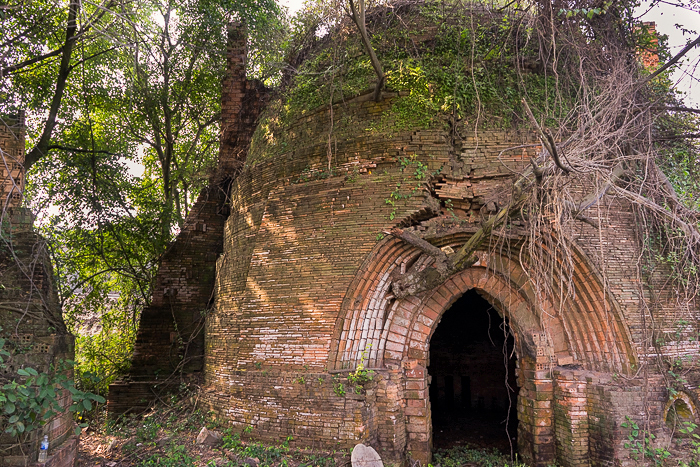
[112,22,700,467]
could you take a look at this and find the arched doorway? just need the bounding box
[429,289,518,454]
[331,237,636,466]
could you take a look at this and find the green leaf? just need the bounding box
[4,402,15,414]
[16,368,30,377]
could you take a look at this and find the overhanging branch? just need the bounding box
[387,163,536,299]
[346,0,386,102]
[640,34,700,85]
[522,99,571,174]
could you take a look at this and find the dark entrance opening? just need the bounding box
[428,289,518,454]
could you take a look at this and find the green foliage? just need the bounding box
[643,222,700,290]
[104,395,211,440]
[679,421,700,467]
[431,444,527,467]
[558,1,613,19]
[222,431,298,467]
[621,416,671,466]
[74,317,136,397]
[658,123,700,212]
[137,444,198,467]
[187,0,289,85]
[132,415,164,442]
[28,151,155,395]
[347,348,374,394]
[0,333,105,438]
[249,0,570,167]
[2,0,289,403]
[332,376,346,397]
[294,375,306,384]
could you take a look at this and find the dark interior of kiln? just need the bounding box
[428,289,519,454]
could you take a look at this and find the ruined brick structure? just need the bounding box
[1,112,25,208]
[0,117,77,466]
[638,22,660,70]
[111,19,700,467]
[109,24,270,414]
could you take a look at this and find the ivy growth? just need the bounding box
[247,0,569,166]
[621,416,671,466]
[679,422,700,467]
[0,332,105,438]
[385,155,439,221]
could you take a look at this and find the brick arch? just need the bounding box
[398,266,553,365]
[330,234,638,465]
[330,233,636,374]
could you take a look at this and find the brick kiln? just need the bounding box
[109,16,700,467]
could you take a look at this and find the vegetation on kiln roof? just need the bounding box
[247,0,656,166]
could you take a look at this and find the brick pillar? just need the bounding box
[109,22,269,416]
[0,111,26,208]
[219,22,248,174]
[403,360,431,465]
[553,369,589,466]
[373,369,407,463]
[219,23,269,177]
[518,354,555,467]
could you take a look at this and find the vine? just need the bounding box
[385,155,439,221]
[0,332,105,438]
[621,416,671,466]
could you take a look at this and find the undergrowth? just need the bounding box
[81,395,346,467]
[82,395,530,467]
[432,445,528,467]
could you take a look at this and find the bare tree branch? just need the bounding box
[640,34,700,85]
[346,0,386,102]
[522,98,572,174]
[577,163,627,212]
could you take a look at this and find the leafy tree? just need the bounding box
[2,0,287,394]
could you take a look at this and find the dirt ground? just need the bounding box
[76,423,234,467]
[75,398,519,467]
[75,401,348,467]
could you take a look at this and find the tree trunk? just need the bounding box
[23,0,81,173]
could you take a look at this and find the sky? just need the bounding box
[637,1,700,105]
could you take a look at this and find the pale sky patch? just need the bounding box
[637,1,700,105]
